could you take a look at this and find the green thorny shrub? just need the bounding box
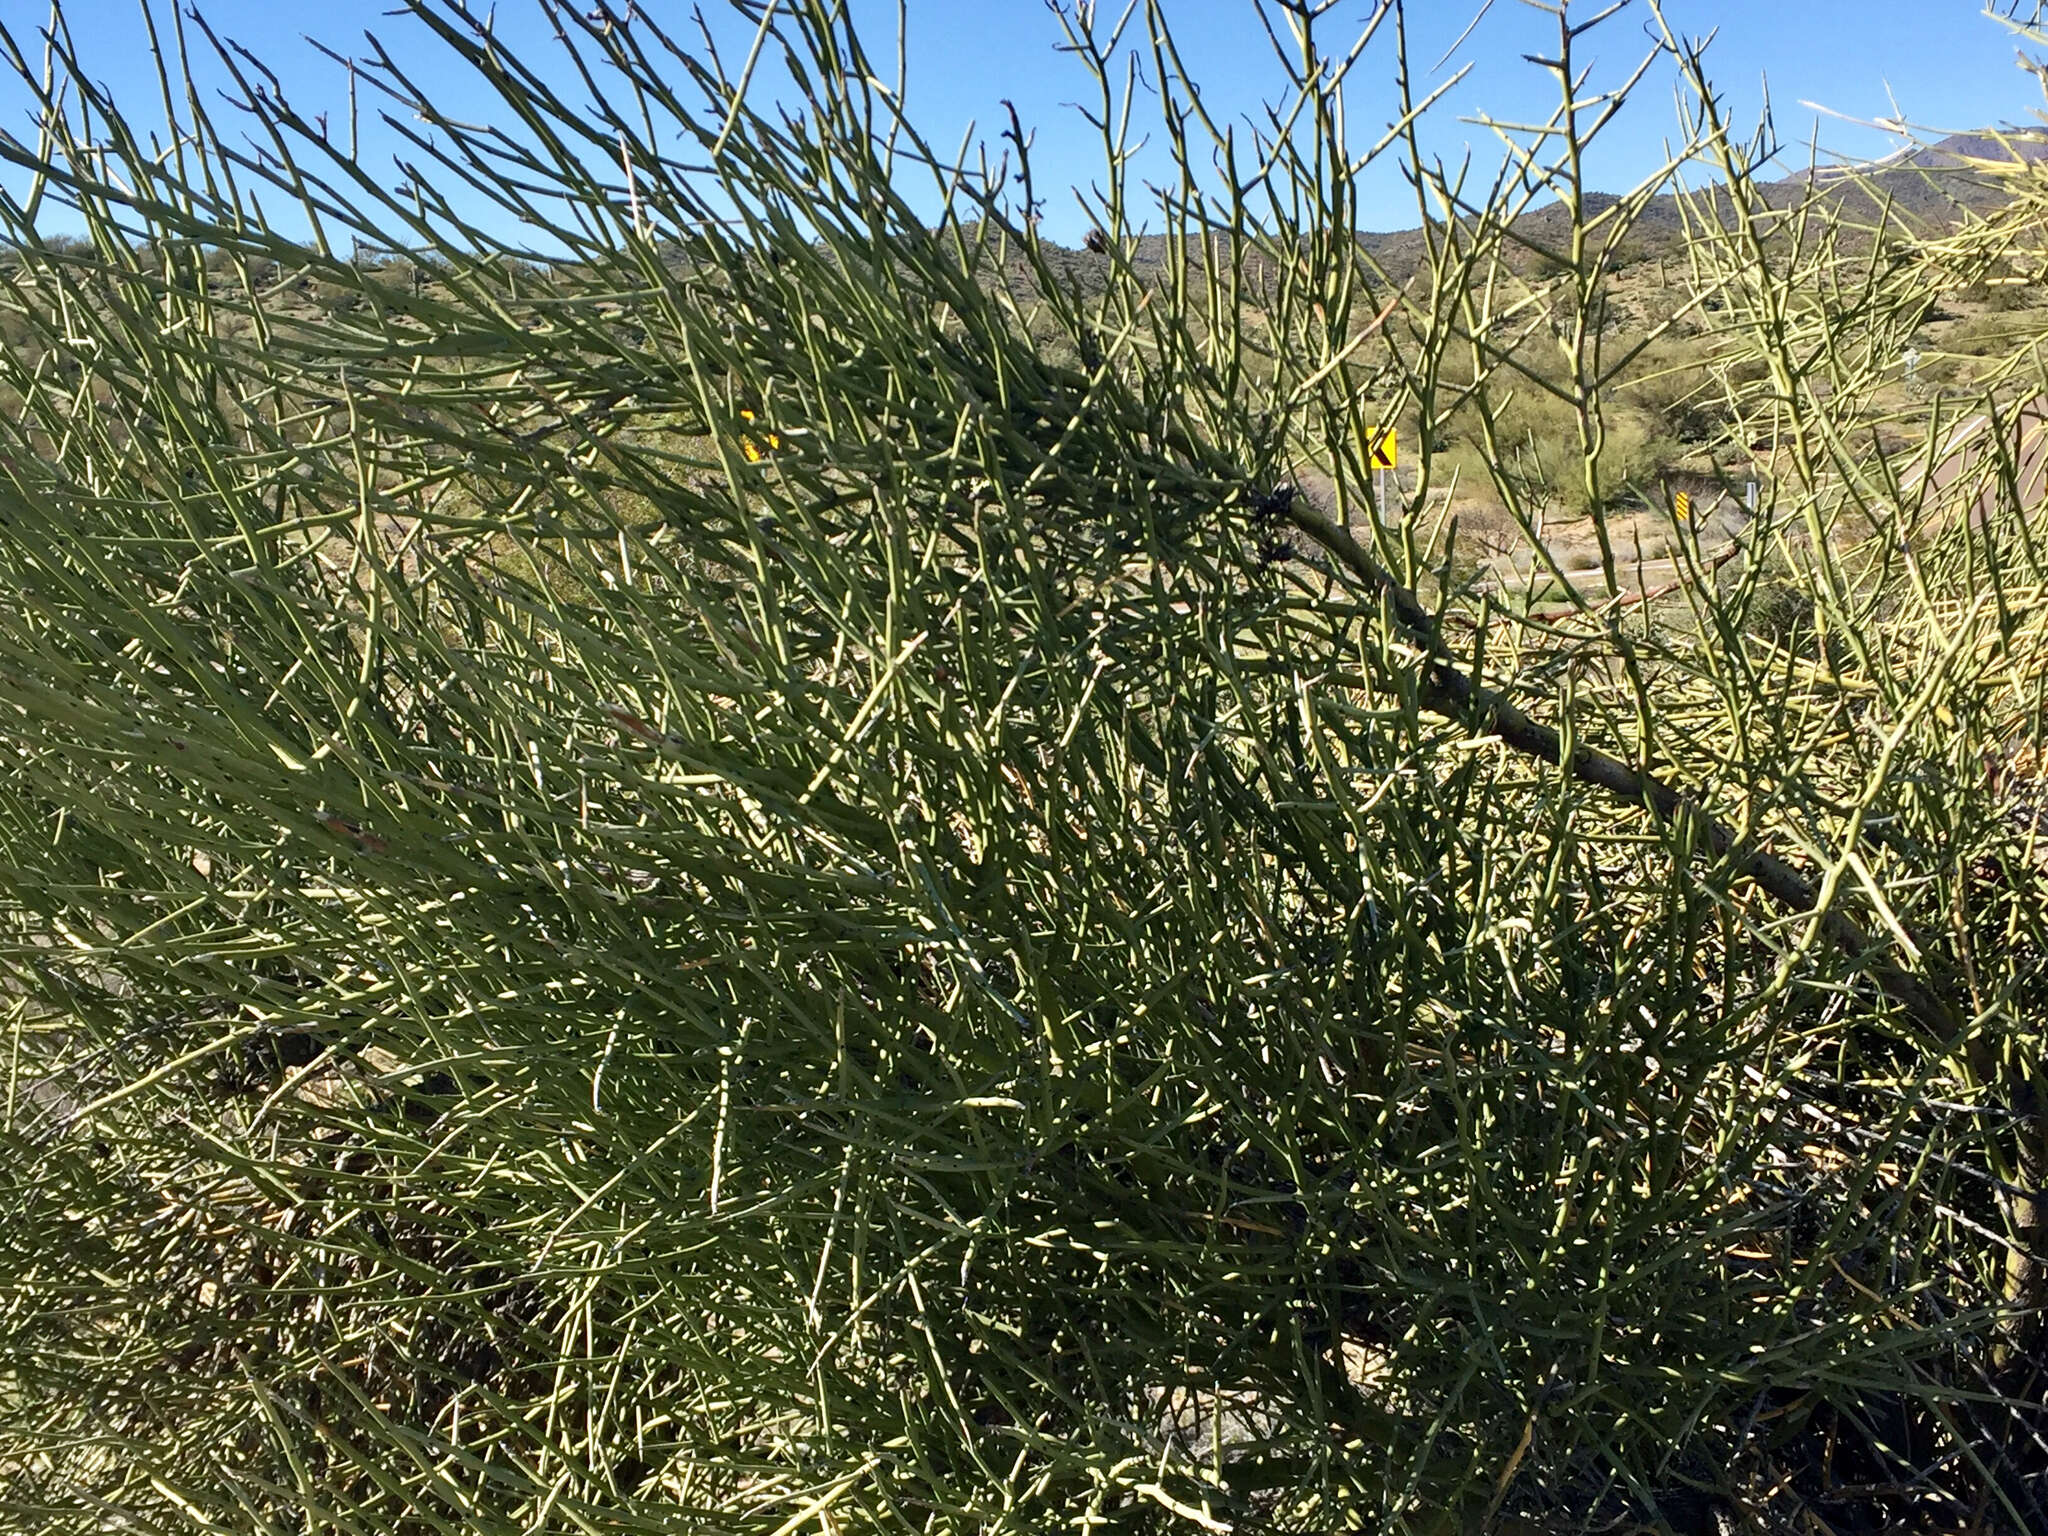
[4,0,2048,1530]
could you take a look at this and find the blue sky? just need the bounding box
[1,0,2043,245]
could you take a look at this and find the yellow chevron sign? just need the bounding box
[738,409,781,463]
[1369,429,1398,470]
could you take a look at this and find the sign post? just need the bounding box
[1370,428,1398,522]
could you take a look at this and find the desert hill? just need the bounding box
[1076,131,2048,288]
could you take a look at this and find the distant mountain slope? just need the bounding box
[1799,130,2048,180]
[1100,131,2048,285]
[1773,129,2048,226]
[721,129,2048,304]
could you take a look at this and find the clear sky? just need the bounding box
[1,0,2043,245]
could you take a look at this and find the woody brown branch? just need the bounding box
[1280,494,1958,1037]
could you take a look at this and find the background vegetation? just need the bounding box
[6,0,2048,1530]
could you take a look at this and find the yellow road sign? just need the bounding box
[1673,490,1692,522]
[738,408,781,463]
[1370,429,1398,471]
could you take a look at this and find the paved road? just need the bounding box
[1477,492,1752,606]
[1903,396,2048,527]
[1474,393,2048,607]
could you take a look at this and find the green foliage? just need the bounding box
[2,2,2048,1533]
[1741,576,1816,646]
[1945,309,2034,356]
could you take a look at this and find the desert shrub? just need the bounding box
[1744,576,1815,644]
[1918,350,1966,385]
[1625,343,1722,443]
[1964,279,2022,311]
[1944,308,2048,359]
[1454,385,1681,519]
[3,4,2048,1535]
